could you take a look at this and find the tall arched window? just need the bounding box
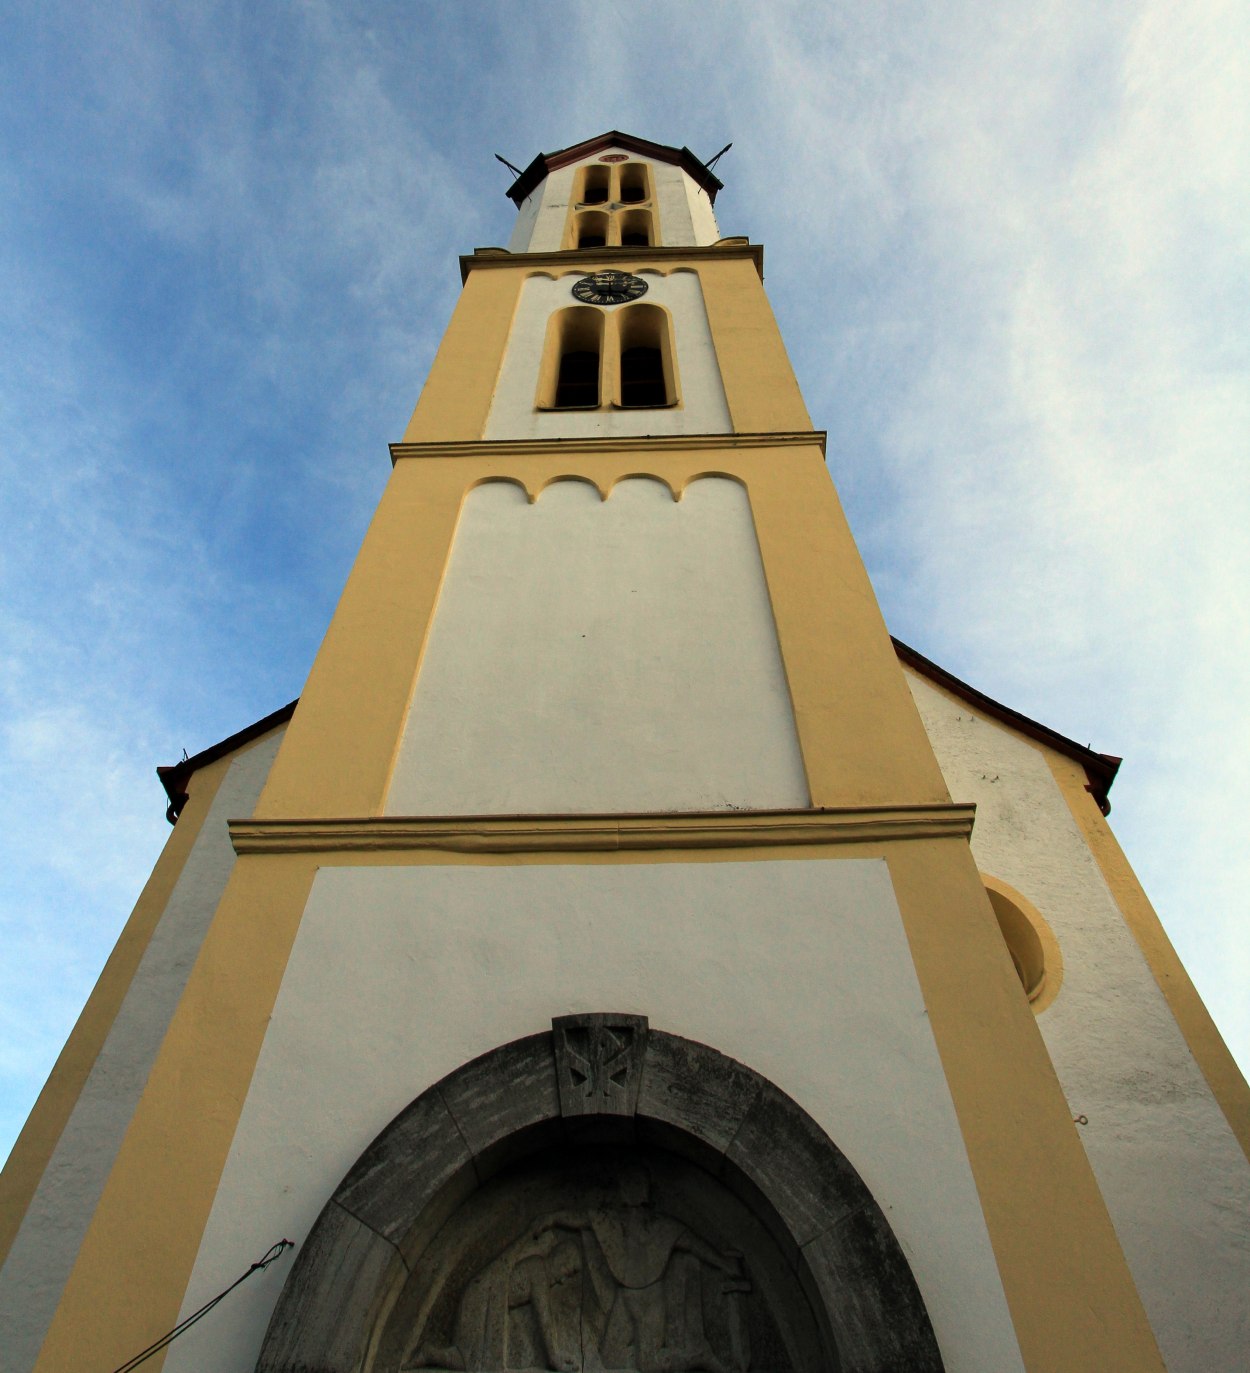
[539,307,605,409]
[617,302,674,408]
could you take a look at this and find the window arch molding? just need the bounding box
[537,301,680,412]
[255,1021,944,1372]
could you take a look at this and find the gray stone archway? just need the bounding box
[257,1017,943,1372]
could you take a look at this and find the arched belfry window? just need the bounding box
[617,302,674,408]
[578,164,610,205]
[574,210,608,250]
[540,306,604,410]
[618,208,653,247]
[618,161,650,203]
[564,161,658,248]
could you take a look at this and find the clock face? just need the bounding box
[571,271,648,306]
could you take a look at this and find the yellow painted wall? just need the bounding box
[0,754,229,1272]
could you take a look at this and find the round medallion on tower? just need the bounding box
[571,271,648,306]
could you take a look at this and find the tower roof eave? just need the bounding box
[155,644,1120,822]
[505,131,724,207]
[891,637,1121,813]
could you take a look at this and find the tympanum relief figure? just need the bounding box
[407,1167,750,1373]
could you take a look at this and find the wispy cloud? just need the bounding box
[0,1,1245,1157]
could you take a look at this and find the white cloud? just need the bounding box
[0,0,1245,1164]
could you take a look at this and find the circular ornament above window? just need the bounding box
[599,153,628,162]
[572,271,648,306]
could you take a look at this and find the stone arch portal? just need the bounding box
[256,1018,944,1373]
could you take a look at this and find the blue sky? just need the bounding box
[1,1,1247,1159]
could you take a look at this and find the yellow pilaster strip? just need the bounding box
[401,267,521,442]
[253,446,952,819]
[697,255,812,432]
[31,853,317,1373]
[743,450,950,806]
[887,839,1166,1372]
[0,754,229,1272]
[1048,753,1250,1163]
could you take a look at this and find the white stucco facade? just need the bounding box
[0,730,285,1373]
[482,268,731,441]
[905,668,1250,1373]
[506,145,721,254]
[387,476,808,816]
[164,858,1026,1373]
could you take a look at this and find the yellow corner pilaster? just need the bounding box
[887,838,1167,1372]
[0,753,231,1272]
[31,852,318,1373]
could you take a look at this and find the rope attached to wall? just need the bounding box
[109,1239,294,1373]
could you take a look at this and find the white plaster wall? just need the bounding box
[0,729,285,1373]
[683,170,723,247]
[649,159,698,246]
[505,183,543,253]
[386,476,807,816]
[905,669,1250,1373]
[514,165,577,254]
[165,858,1025,1373]
[505,147,720,253]
[483,269,730,441]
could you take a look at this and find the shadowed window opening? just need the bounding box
[620,347,665,407]
[618,163,649,203]
[555,350,600,408]
[580,166,610,205]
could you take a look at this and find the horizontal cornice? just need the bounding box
[459,242,764,284]
[389,430,827,465]
[229,804,975,856]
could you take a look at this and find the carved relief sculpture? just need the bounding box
[406,1167,752,1373]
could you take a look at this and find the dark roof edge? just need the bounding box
[506,131,723,207]
[892,637,1121,814]
[157,699,298,824]
[155,643,1121,824]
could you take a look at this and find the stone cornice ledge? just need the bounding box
[390,431,827,465]
[229,804,975,856]
[459,242,765,284]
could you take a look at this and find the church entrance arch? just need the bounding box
[257,1017,943,1373]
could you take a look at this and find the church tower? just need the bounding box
[2,131,1247,1373]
